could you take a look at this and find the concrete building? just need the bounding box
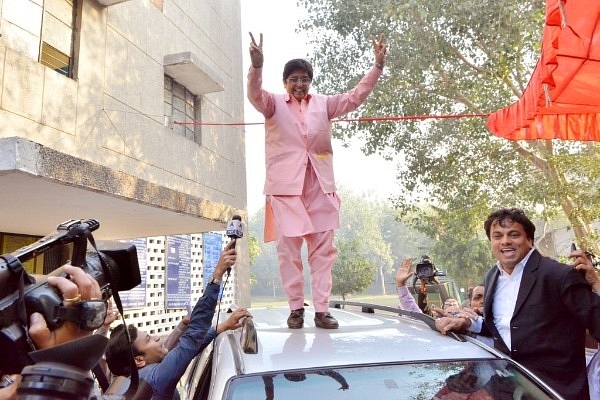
[0,0,249,333]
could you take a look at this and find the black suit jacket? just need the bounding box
[481,249,600,400]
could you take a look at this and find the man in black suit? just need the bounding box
[436,208,600,400]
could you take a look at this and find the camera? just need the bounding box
[0,219,141,376]
[415,255,446,283]
[17,334,119,400]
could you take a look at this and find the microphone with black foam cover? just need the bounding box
[226,215,244,249]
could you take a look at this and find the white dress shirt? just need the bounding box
[492,248,534,350]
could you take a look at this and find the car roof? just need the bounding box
[214,303,500,376]
[183,302,565,400]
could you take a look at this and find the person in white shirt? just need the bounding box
[435,207,600,400]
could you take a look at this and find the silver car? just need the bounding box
[179,301,563,400]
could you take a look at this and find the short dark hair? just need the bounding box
[469,284,485,300]
[282,59,313,81]
[484,208,535,241]
[105,324,140,377]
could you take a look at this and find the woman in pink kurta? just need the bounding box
[247,32,387,329]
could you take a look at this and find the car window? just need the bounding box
[223,360,559,400]
[181,344,214,400]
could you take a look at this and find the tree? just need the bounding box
[247,232,261,286]
[298,0,600,254]
[248,209,284,297]
[247,231,261,265]
[331,238,375,301]
[410,206,496,288]
[336,187,394,294]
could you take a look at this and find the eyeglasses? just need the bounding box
[286,77,312,85]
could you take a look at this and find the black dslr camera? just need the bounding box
[0,219,141,376]
[415,255,446,283]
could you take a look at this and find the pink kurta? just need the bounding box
[247,65,382,241]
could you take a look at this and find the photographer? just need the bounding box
[396,259,493,347]
[467,284,485,314]
[0,263,103,400]
[395,258,456,318]
[395,258,422,313]
[105,240,251,400]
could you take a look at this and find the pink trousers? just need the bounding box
[276,230,337,312]
[268,164,340,312]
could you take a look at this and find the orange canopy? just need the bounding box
[487,0,600,141]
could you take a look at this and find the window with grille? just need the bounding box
[164,75,202,144]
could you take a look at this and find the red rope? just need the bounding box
[173,113,489,126]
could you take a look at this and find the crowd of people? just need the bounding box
[245,33,600,400]
[1,28,600,400]
[243,27,600,400]
[0,32,390,398]
[0,239,249,400]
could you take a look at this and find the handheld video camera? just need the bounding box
[0,219,141,376]
[415,255,446,284]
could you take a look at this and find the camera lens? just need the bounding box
[18,362,94,400]
[83,245,141,298]
[419,265,433,277]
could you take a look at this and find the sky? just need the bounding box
[240,0,399,215]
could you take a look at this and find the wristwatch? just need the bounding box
[209,276,222,285]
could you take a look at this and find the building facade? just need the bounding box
[0,0,249,331]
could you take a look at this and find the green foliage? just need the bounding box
[413,207,496,287]
[298,0,600,253]
[247,232,261,286]
[248,209,284,297]
[247,232,261,265]
[331,238,376,300]
[336,188,394,293]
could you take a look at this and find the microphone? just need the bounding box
[226,215,244,249]
[225,215,243,275]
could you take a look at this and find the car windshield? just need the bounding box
[225,359,559,400]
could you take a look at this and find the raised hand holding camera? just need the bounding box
[570,242,600,293]
[28,265,104,350]
[411,255,447,310]
[415,255,446,283]
[0,219,141,376]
